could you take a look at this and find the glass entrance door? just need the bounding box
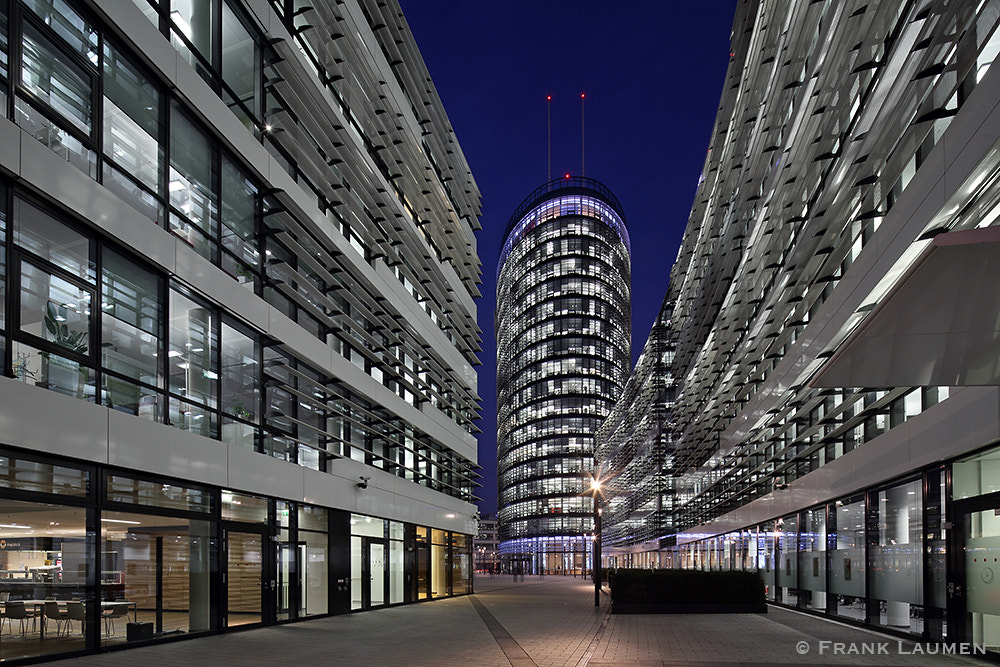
[415,544,430,600]
[225,529,264,627]
[364,538,387,608]
[275,542,299,622]
[956,502,1000,653]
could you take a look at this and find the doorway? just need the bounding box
[224,528,266,627]
[362,538,388,608]
[952,495,1000,653]
[275,542,304,621]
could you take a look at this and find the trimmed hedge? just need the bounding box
[607,569,765,605]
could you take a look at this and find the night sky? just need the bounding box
[399,2,738,515]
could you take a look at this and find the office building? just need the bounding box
[598,0,1000,652]
[496,177,630,575]
[593,297,674,567]
[0,0,481,660]
[473,514,500,573]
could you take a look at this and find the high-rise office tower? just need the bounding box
[597,0,1000,651]
[496,177,630,574]
[0,0,480,660]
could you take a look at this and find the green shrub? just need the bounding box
[608,569,765,605]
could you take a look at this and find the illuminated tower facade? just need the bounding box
[496,177,630,574]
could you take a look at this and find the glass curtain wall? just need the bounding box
[830,495,865,621]
[0,1,478,503]
[0,498,91,661]
[869,478,923,633]
[0,451,470,661]
[776,514,798,605]
[103,473,216,643]
[676,468,947,640]
[799,508,826,611]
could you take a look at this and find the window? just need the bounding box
[170,105,217,259]
[21,0,98,62]
[101,249,163,417]
[0,4,9,87]
[102,40,163,223]
[20,20,91,133]
[15,11,97,175]
[221,2,258,126]
[867,479,923,634]
[220,156,259,288]
[18,260,93,356]
[13,196,93,281]
[12,198,97,398]
[220,320,258,449]
[169,0,214,81]
[0,185,6,339]
[168,287,218,437]
[106,473,213,512]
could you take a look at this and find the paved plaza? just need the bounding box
[48,576,988,666]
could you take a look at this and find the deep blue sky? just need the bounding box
[399,2,737,515]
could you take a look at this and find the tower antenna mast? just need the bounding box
[547,94,552,181]
[581,92,586,177]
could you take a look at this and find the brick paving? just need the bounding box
[46,575,988,666]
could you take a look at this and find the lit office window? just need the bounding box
[101,510,216,644]
[19,25,89,130]
[220,156,259,288]
[0,4,8,83]
[168,288,218,436]
[13,196,93,281]
[102,40,163,223]
[298,505,329,615]
[170,0,214,80]
[101,249,163,418]
[0,188,5,338]
[220,320,258,450]
[21,0,97,61]
[16,20,96,175]
[19,262,92,356]
[221,1,258,125]
[169,106,218,259]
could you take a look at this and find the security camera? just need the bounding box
[357,475,370,489]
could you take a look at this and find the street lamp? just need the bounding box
[590,475,602,607]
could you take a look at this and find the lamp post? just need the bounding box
[590,476,602,607]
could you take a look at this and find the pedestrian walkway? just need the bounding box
[47,576,988,666]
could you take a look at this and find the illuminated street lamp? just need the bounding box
[590,475,602,607]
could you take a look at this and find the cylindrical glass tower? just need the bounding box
[496,176,631,575]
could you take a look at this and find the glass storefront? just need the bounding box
[830,494,865,621]
[869,478,923,633]
[0,447,473,661]
[666,450,1000,655]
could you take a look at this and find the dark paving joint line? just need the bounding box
[470,595,537,667]
[574,603,612,667]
